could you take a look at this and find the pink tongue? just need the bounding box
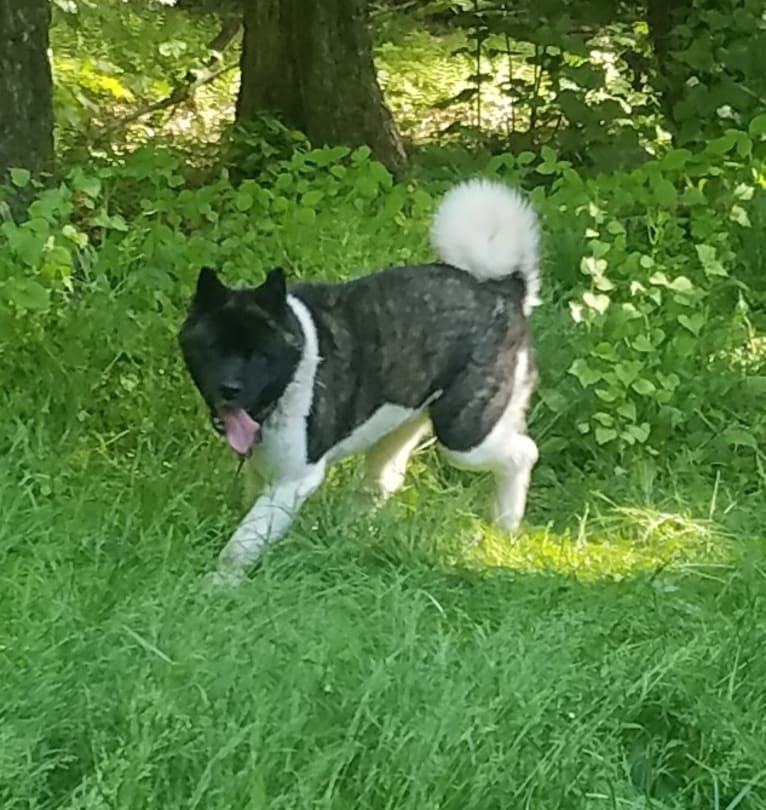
[221,409,260,456]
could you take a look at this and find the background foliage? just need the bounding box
[3,0,766,471]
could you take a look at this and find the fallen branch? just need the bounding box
[104,61,237,133]
[102,19,242,133]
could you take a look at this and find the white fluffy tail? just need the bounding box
[430,179,541,313]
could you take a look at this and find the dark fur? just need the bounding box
[179,264,535,460]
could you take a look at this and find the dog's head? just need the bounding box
[178,266,302,457]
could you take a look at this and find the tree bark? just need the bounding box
[0,0,54,183]
[236,0,406,174]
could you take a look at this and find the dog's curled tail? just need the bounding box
[430,179,541,313]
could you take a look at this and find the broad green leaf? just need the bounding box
[583,291,609,314]
[10,168,30,188]
[748,112,766,137]
[668,276,694,292]
[569,358,601,387]
[595,426,618,445]
[7,278,50,311]
[301,190,324,208]
[682,186,706,206]
[235,192,253,212]
[722,428,757,449]
[730,205,751,228]
[624,423,650,443]
[617,401,637,421]
[632,335,653,352]
[678,313,706,335]
[695,244,727,277]
[73,173,101,198]
[632,378,657,396]
[652,177,676,208]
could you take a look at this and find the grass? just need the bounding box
[3,183,765,807]
[2,416,766,809]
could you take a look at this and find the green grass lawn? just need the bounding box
[2,421,765,809]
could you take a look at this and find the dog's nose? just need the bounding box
[219,382,242,401]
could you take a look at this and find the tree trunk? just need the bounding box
[0,0,54,184]
[236,0,406,174]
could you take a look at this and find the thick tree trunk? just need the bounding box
[0,0,54,183]
[236,0,406,174]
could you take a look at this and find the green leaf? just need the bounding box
[92,210,129,231]
[748,113,766,138]
[657,372,680,391]
[682,186,706,206]
[615,362,641,386]
[580,256,607,276]
[678,313,706,336]
[695,244,727,277]
[595,426,618,445]
[624,423,650,443]
[617,401,637,421]
[632,378,656,396]
[72,173,101,198]
[668,276,694,292]
[730,205,751,228]
[595,388,619,402]
[661,149,692,171]
[7,278,50,311]
[652,177,676,208]
[582,291,610,314]
[632,335,653,352]
[10,168,31,188]
[235,191,253,212]
[46,245,72,268]
[569,358,601,387]
[540,389,569,414]
[722,428,757,449]
[540,145,557,164]
[301,190,324,208]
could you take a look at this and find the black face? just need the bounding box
[178,267,302,448]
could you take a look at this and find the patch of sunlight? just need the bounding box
[453,505,731,582]
[716,334,766,372]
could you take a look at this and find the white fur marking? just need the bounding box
[214,463,326,581]
[443,348,538,532]
[325,404,421,464]
[430,179,541,314]
[210,295,323,583]
[365,414,431,500]
[254,295,319,479]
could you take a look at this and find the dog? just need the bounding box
[179,179,541,584]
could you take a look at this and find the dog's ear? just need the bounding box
[256,267,287,314]
[194,266,227,310]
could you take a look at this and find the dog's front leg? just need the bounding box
[208,463,325,586]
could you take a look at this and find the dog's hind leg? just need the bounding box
[430,351,538,533]
[440,432,538,533]
[208,463,326,586]
[364,414,431,501]
[488,434,538,531]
